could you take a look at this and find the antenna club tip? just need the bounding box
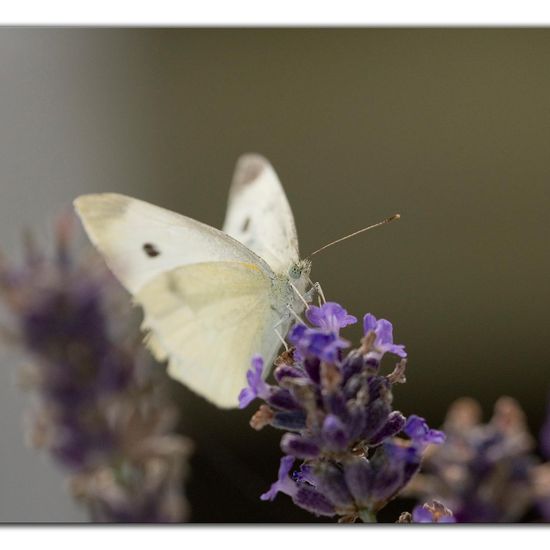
[388,213,401,222]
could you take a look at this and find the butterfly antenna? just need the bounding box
[307,214,401,258]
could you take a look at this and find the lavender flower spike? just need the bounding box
[405,397,543,523]
[0,216,192,523]
[244,299,444,522]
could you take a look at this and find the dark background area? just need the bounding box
[0,28,549,522]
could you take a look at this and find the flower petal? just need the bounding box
[260,455,296,501]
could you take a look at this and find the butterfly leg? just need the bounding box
[273,307,302,329]
[273,328,289,351]
[286,303,305,323]
[305,279,327,306]
[273,315,287,329]
[272,306,302,349]
[289,282,311,310]
[315,282,327,304]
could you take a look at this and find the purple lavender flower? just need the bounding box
[287,323,350,364]
[261,456,337,517]
[0,215,192,523]
[405,397,542,523]
[238,355,271,408]
[397,501,455,523]
[411,505,435,523]
[260,455,297,501]
[285,302,357,364]
[241,302,444,522]
[404,415,446,448]
[363,313,407,366]
[306,302,357,331]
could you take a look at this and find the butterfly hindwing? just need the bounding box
[135,261,281,408]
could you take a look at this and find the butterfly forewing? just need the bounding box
[223,154,300,274]
[74,193,272,294]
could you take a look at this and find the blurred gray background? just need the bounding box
[0,28,549,522]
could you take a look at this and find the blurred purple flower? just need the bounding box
[534,393,550,521]
[0,215,192,523]
[540,394,550,461]
[404,396,545,523]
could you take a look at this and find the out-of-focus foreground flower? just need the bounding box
[405,396,550,522]
[0,215,192,522]
[240,301,446,523]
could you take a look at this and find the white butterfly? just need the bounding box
[74,154,312,408]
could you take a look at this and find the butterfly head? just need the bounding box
[288,258,312,281]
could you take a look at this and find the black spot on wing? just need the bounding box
[143,243,160,257]
[241,217,251,232]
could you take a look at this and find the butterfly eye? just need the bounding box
[288,264,302,280]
